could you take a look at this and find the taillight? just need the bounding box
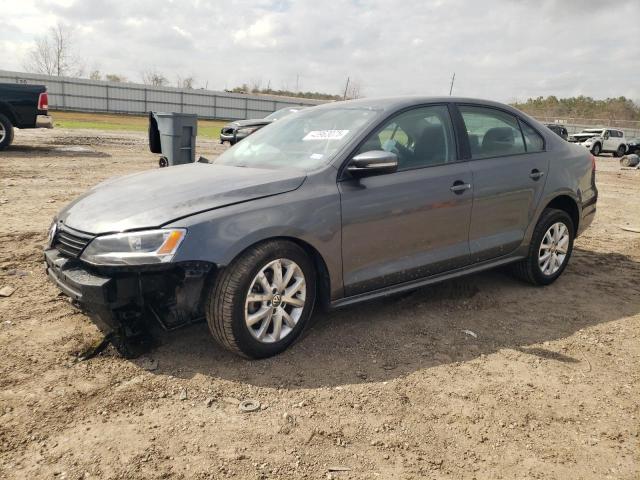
[591,154,596,171]
[38,92,48,111]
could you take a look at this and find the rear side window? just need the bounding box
[520,121,544,152]
[458,106,525,159]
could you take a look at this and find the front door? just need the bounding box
[339,104,473,296]
[456,105,549,262]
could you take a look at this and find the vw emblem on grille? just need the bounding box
[48,222,58,247]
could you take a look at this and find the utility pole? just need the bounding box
[449,72,456,96]
[343,77,350,100]
[295,74,299,92]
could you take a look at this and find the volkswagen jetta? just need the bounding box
[45,97,597,358]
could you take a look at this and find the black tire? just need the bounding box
[206,240,316,358]
[0,113,14,150]
[511,208,575,286]
[613,145,626,158]
[591,143,601,156]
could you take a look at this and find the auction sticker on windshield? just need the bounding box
[303,130,349,141]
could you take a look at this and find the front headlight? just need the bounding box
[81,229,186,266]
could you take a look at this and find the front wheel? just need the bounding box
[591,143,601,156]
[512,208,575,286]
[206,240,316,358]
[0,113,14,150]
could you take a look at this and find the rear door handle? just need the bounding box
[529,169,545,180]
[450,181,471,194]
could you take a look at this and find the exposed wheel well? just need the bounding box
[286,238,332,311]
[544,195,579,233]
[0,105,17,125]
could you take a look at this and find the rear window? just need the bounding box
[520,122,544,152]
[459,106,525,159]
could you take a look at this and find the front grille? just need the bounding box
[221,127,236,135]
[54,226,94,258]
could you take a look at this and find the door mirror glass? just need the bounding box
[347,150,398,178]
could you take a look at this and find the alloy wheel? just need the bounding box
[538,222,570,276]
[244,258,306,343]
[0,122,5,144]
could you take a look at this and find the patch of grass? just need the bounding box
[50,110,226,139]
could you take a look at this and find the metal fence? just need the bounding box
[534,117,640,139]
[0,70,324,120]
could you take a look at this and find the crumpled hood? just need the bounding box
[57,163,306,234]
[224,118,272,130]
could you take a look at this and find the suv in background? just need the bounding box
[220,106,306,145]
[0,82,53,149]
[569,128,627,157]
[545,124,568,140]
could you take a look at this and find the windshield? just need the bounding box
[579,129,603,135]
[216,106,381,170]
[264,107,304,121]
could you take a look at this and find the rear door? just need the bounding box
[456,105,549,263]
[339,104,473,296]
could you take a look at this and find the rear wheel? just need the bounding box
[591,143,601,156]
[0,113,14,150]
[512,208,574,286]
[206,240,316,358]
[613,145,626,157]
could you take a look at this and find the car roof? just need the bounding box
[315,96,528,115]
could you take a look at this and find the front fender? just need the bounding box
[167,178,344,299]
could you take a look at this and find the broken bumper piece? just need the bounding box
[44,248,140,335]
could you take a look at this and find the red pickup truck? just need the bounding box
[0,83,53,150]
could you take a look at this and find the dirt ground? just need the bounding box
[0,127,639,480]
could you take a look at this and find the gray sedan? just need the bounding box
[45,97,598,358]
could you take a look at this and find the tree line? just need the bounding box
[512,96,640,121]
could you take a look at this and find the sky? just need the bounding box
[1,0,639,102]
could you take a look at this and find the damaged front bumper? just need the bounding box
[44,248,213,350]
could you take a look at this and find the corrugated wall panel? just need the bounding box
[216,108,246,120]
[0,69,324,120]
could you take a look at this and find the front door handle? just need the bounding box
[529,169,545,181]
[450,180,471,194]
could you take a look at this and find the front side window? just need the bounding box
[356,105,456,170]
[459,106,525,159]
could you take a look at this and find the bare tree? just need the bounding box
[89,70,102,80]
[346,79,363,99]
[105,73,127,83]
[176,75,195,89]
[249,77,262,93]
[25,22,83,76]
[142,70,168,87]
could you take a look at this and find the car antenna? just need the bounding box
[449,72,456,96]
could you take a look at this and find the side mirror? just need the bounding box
[347,150,398,178]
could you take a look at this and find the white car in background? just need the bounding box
[569,128,627,157]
